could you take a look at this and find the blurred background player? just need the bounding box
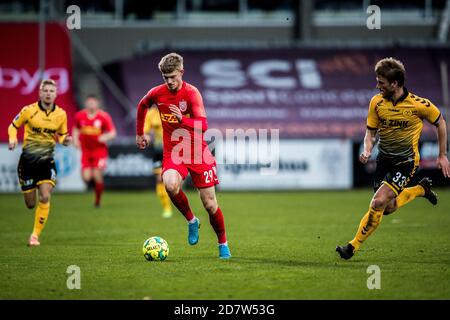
[336,57,450,260]
[73,95,116,208]
[144,104,173,218]
[7,79,72,246]
[136,53,231,259]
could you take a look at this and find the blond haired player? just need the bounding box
[337,58,450,259]
[136,53,231,259]
[8,79,72,246]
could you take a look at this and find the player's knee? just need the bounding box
[93,171,103,183]
[370,197,388,210]
[203,198,218,215]
[38,194,50,204]
[384,201,397,215]
[164,182,180,196]
[25,200,35,209]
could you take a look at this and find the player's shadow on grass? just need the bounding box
[227,256,366,268]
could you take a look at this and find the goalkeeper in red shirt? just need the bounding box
[135,53,231,259]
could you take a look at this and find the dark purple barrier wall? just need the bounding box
[103,47,450,139]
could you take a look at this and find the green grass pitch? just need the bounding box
[0,189,449,299]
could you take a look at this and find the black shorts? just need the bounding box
[374,156,418,195]
[17,153,57,192]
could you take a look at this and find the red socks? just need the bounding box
[170,190,195,221]
[209,207,227,244]
[170,190,227,244]
[94,182,104,206]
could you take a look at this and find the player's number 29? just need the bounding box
[204,170,214,183]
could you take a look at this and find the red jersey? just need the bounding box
[75,109,115,152]
[136,82,213,164]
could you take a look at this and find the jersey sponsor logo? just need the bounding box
[389,119,408,128]
[179,100,187,112]
[31,126,57,134]
[379,118,409,128]
[80,126,101,135]
[160,113,179,123]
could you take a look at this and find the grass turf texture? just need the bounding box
[0,189,449,299]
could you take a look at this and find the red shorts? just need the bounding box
[162,155,219,188]
[81,149,108,170]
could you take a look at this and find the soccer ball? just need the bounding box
[143,236,169,261]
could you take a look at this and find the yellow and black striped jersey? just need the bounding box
[11,101,68,161]
[144,106,163,147]
[367,89,441,165]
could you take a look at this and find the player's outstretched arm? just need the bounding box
[436,118,450,178]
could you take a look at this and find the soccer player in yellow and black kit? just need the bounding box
[8,79,72,246]
[336,57,450,259]
[144,104,173,218]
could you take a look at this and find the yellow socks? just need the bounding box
[156,182,172,213]
[32,201,50,237]
[349,206,384,251]
[396,185,424,208]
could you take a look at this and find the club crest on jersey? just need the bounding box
[179,100,187,112]
[94,119,101,128]
[403,109,417,117]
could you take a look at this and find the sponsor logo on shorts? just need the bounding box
[51,169,57,180]
[23,179,34,186]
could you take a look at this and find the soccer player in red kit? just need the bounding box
[136,53,231,259]
[73,95,116,207]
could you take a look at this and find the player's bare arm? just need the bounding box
[8,141,17,151]
[72,127,80,148]
[7,119,20,152]
[98,129,117,143]
[7,123,18,151]
[435,118,450,178]
[359,128,377,164]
